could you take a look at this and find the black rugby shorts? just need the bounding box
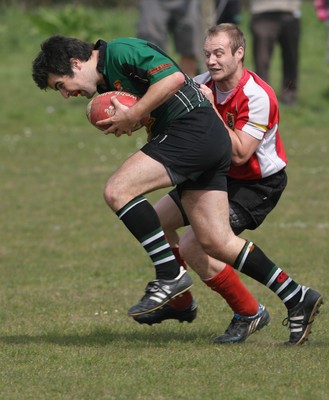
[169,169,287,231]
[141,107,232,192]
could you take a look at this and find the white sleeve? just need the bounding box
[193,71,211,85]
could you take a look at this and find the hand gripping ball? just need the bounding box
[86,91,148,132]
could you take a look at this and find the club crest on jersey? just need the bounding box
[226,113,235,129]
[113,80,123,90]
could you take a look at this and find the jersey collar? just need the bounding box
[210,68,249,105]
[94,39,109,93]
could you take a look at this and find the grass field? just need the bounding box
[1,2,328,399]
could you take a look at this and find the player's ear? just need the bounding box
[70,58,82,71]
[236,47,244,62]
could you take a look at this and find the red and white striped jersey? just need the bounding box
[194,68,287,180]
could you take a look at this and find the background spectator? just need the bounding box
[215,0,241,25]
[136,0,201,77]
[314,0,329,67]
[249,0,301,106]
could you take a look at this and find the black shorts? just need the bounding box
[227,169,288,230]
[141,107,232,192]
[169,169,288,232]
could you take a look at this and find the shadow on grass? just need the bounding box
[1,329,327,348]
[0,327,214,347]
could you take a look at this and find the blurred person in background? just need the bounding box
[314,0,329,69]
[136,0,201,77]
[215,0,241,25]
[249,0,302,106]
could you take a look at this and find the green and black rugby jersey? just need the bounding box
[94,38,210,135]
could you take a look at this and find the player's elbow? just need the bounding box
[172,71,186,89]
[231,154,249,166]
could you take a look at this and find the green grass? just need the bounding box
[0,3,328,399]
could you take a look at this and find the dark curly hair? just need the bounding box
[32,35,94,89]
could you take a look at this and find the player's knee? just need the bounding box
[197,240,216,259]
[103,180,122,210]
[103,178,135,212]
[103,181,114,208]
[179,234,195,262]
[194,235,228,261]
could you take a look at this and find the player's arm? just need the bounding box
[198,83,262,166]
[101,72,185,135]
[229,128,261,166]
[128,71,185,122]
[209,105,261,166]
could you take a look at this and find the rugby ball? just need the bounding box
[86,91,146,132]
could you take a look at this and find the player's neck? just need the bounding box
[215,67,243,92]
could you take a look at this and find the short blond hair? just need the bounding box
[205,23,246,62]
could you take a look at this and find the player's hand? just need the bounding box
[199,84,215,106]
[97,97,139,136]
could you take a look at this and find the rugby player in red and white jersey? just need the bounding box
[133,23,323,346]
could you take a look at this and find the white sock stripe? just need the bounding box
[153,255,176,265]
[117,197,147,219]
[266,268,282,287]
[142,230,164,246]
[282,284,302,303]
[148,243,170,256]
[236,242,254,272]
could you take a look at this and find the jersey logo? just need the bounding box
[113,80,123,90]
[148,63,173,76]
[226,113,235,129]
[277,271,289,283]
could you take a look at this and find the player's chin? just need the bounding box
[209,70,223,80]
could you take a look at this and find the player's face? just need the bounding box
[47,59,97,99]
[203,32,243,84]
